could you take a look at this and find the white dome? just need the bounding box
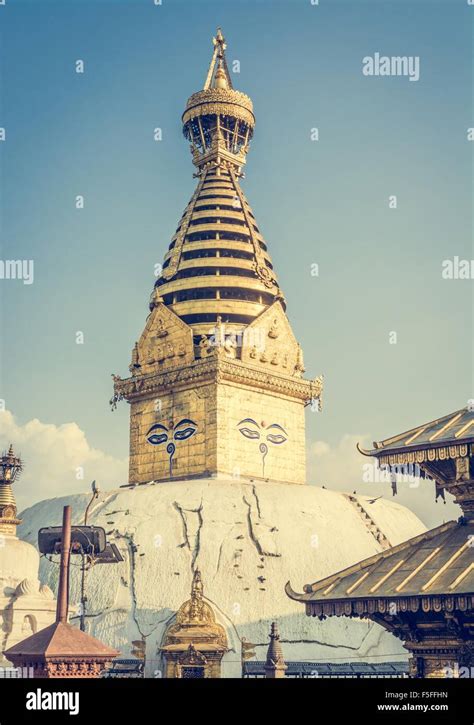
[0,534,40,594]
[18,480,426,677]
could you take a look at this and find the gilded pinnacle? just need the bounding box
[183,29,253,173]
[0,443,23,533]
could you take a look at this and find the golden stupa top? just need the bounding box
[160,569,227,654]
[0,444,23,533]
[151,28,281,334]
[203,28,234,91]
[182,28,255,134]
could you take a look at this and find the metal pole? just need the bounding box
[56,505,72,624]
[84,484,98,526]
[80,485,98,631]
[80,554,87,631]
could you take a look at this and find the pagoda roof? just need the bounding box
[358,406,474,463]
[4,621,119,660]
[286,518,474,617]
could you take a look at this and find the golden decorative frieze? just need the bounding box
[183,88,254,123]
[302,593,473,618]
[184,87,254,113]
[112,354,315,405]
[378,443,471,467]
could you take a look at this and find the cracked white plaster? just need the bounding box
[19,480,426,677]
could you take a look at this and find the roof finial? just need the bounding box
[191,568,203,598]
[182,28,254,175]
[203,27,233,91]
[189,568,204,620]
[0,444,23,534]
[264,621,287,678]
[214,58,229,90]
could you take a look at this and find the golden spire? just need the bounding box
[189,569,204,620]
[204,27,233,91]
[182,28,254,174]
[191,568,203,598]
[0,444,23,534]
[154,29,282,338]
[214,60,229,90]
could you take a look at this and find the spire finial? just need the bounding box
[0,444,23,534]
[214,27,226,63]
[203,27,233,91]
[183,29,254,173]
[214,58,229,90]
[264,621,287,678]
[0,444,23,484]
[191,568,203,598]
[189,568,204,620]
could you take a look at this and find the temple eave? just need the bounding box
[369,406,474,456]
[287,519,474,620]
[297,593,474,617]
[114,357,314,403]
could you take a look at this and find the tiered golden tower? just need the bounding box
[159,27,279,332]
[112,29,322,485]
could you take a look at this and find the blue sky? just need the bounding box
[0,0,472,521]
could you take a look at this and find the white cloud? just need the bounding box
[307,433,461,529]
[0,411,128,512]
[308,433,366,491]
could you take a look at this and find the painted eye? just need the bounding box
[147,433,168,446]
[266,433,287,445]
[174,427,197,441]
[239,428,260,440]
[146,423,169,446]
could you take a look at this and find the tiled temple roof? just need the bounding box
[286,519,474,617]
[4,621,118,659]
[358,406,474,463]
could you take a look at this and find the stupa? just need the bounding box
[19,29,426,677]
[110,27,320,486]
[0,446,56,667]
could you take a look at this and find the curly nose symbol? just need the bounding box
[259,442,268,477]
[167,442,176,477]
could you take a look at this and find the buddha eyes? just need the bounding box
[174,426,197,441]
[237,420,288,444]
[173,419,197,441]
[146,424,169,446]
[239,427,260,440]
[146,419,197,445]
[266,433,287,445]
[147,432,168,446]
